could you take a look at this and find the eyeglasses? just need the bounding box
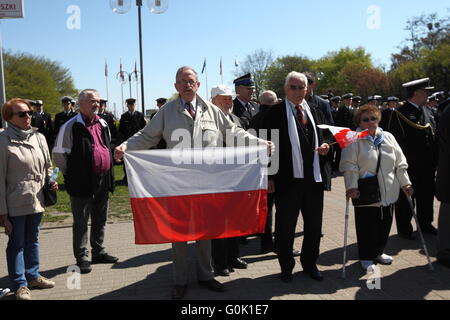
[361,116,378,123]
[176,79,198,86]
[288,85,306,91]
[13,110,33,118]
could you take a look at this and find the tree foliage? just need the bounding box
[235,49,274,98]
[4,51,78,115]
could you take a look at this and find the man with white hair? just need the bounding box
[259,72,331,283]
[53,89,118,274]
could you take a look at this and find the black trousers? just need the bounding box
[260,193,274,247]
[211,237,239,269]
[395,168,436,235]
[274,179,323,274]
[354,205,393,260]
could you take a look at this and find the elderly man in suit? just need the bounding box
[114,67,272,299]
[260,71,331,283]
[232,73,259,129]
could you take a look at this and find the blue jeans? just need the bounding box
[6,213,42,290]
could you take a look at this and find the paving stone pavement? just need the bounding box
[1,176,449,300]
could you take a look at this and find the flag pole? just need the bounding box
[205,60,209,101]
[220,57,224,85]
[105,58,109,102]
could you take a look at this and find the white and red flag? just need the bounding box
[318,125,369,149]
[124,146,268,244]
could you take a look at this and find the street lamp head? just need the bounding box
[110,0,131,14]
[148,0,168,14]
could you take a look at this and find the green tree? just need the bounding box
[235,49,274,98]
[264,55,314,98]
[4,51,78,115]
[315,47,373,96]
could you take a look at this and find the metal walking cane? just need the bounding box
[406,195,434,271]
[341,196,350,279]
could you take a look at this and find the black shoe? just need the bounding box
[421,225,437,235]
[293,249,301,257]
[91,253,119,264]
[229,258,248,269]
[171,285,187,299]
[303,268,324,281]
[77,261,92,274]
[280,272,293,283]
[198,279,225,292]
[214,268,230,277]
[399,233,416,240]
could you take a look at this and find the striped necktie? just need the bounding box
[295,104,307,126]
[186,102,195,118]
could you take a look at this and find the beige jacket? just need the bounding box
[122,95,262,150]
[339,129,411,207]
[0,126,52,217]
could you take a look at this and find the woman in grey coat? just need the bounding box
[0,98,58,300]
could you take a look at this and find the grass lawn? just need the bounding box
[43,164,133,224]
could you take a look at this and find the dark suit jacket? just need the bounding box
[54,110,77,140]
[260,99,332,191]
[334,105,356,130]
[386,101,438,170]
[232,98,260,130]
[98,112,118,145]
[119,111,146,142]
[436,105,450,202]
[31,112,54,147]
[307,94,334,125]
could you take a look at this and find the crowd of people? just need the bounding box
[0,66,449,300]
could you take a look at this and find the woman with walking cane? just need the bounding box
[339,105,413,271]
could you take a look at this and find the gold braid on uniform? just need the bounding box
[393,109,434,136]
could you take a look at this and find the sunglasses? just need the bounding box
[361,116,378,123]
[288,85,306,91]
[13,110,33,118]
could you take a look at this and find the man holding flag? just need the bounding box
[114,66,272,299]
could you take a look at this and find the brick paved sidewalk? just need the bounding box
[1,176,449,300]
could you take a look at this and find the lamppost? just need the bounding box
[110,0,169,115]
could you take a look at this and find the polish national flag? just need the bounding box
[318,125,369,149]
[124,146,268,244]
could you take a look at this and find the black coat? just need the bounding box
[232,98,260,130]
[54,110,77,139]
[65,121,115,197]
[260,100,332,191]
[119,111,146,142]
[98,111,118,145]
[334,105,356,130]
[307,94,334,125]
[386,101,438,170]
[31,111,54,147]
[436,106,450,202]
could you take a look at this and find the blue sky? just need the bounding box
[2,0,449,117]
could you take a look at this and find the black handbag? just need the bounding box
[352,143,382,206]
[37,135,57,207]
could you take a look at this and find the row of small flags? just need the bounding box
[104,58,240,78]
[201,57,239,75]
[104,59,139,80]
